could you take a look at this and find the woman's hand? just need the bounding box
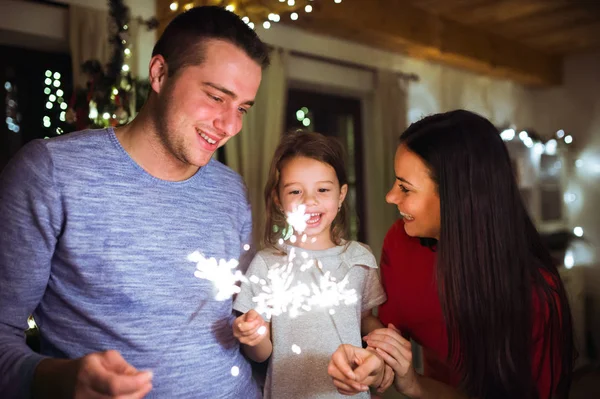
[327,344,385,395]
[363,324,420,396]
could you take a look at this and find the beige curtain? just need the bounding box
[69,5,112,89]
[225,49,288,247]
[364,70,407,259]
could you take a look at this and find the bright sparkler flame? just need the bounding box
[285,204,310,234]
[250,248,358,319]
[188,251,247,301]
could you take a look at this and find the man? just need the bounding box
[0,6,269,398]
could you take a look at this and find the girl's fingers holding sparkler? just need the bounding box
[244,309,263,323]
[328,345,371,393]
[233,311,263,340]
[377,364,394,393]
[331,378,368,395]
[329,344,357,380]
[352,349,385,386]
[238,310,265,333]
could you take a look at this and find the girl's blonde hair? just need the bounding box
[263,131,349,249]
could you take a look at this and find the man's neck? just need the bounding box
[114,107,200,182]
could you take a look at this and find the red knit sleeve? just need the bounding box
[378,220,405,330]
[531,279,563,398]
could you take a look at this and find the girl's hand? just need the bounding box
[327,344,385,395]
[232,309,269,347]
[363,324,420,396]
[376,363,395,393]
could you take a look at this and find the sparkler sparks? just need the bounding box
[188,251,247,301]
[248,203,359,319]
[291,344,302,354]
[250,248,358,319]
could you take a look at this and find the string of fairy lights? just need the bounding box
[500,126,586,268]
[42,70,68,138]
[168,0,342,30]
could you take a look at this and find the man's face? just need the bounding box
[152,39,262,168]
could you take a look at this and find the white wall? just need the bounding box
[530,51,600,360]
[531,51,600,267]
[257,23,537,129]
[0,0,68,52]
[0,0,155,78]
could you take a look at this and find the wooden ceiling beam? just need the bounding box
[155,0,563,86]
[289,0,562,86]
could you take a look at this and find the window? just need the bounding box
[0,45,72,170]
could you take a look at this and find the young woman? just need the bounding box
[329,110,575,399]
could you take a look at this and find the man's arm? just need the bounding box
[0,141,153,398]
[0,141,60,398]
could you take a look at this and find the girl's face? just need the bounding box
[386,144,441,240]
[277,156,347,249]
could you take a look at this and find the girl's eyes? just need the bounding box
[288,188,331,195]
[399,184,409,193]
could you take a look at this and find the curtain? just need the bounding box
[69,5,112,89]
[364,70,407,259]
[225,49,288,248]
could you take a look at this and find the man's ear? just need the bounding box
[148,55,169,94]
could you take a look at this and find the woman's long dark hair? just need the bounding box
[401,110,574,399]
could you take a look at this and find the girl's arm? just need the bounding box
[361,311,394,393]
[241,332,272,363]
[361,310,384,335]
[233,310,273,363]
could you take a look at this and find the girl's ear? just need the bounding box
[339,184,348,207]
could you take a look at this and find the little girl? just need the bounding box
[233,131,387,398]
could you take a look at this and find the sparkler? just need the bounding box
[158,203,356,376]
[278,203,355,366]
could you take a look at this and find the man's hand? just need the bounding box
[34,350,153,399]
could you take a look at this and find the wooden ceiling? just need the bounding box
[407,0,600,56]
[156,0,600,87]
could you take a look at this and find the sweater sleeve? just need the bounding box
[0,140,63,398]
[237,192,254,274]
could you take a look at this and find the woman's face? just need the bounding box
[386,144,441,239]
